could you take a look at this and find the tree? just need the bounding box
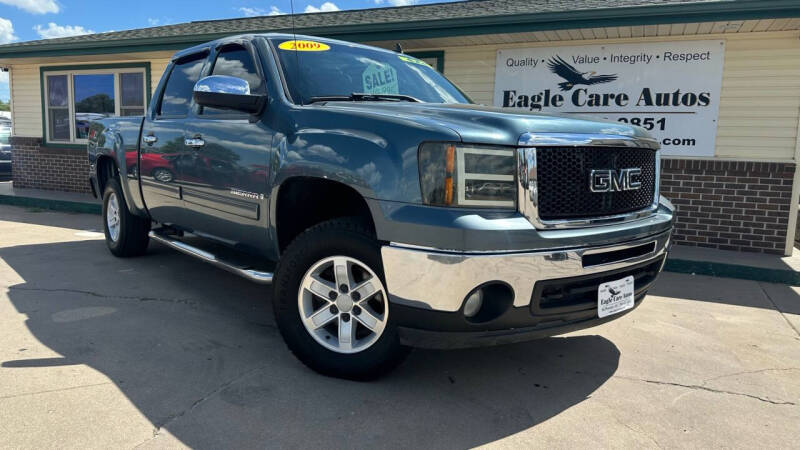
[75,94,114,113]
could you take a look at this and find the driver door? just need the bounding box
[179,42,274,255]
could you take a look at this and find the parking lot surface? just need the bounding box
[0,204,798,449]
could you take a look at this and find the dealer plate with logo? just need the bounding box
[597,275,634,318]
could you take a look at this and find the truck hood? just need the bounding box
[320,102,651,146]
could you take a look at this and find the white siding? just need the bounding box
[10,55,172,138]
[716,35,800,159]
[150,59,170,92]
[10,63,40,137]
[434,31,800,161]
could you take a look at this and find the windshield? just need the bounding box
[268,37,471,105]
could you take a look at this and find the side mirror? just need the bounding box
[193,75,266,114]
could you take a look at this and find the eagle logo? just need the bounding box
[547,56,618,91]
[608,287,621,296]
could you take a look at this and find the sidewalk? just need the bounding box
[0,181,797,284]
[1,204,798,449]
[666,244,800,286]
[0,181,100,214]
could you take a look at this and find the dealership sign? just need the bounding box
[494,40,725,157]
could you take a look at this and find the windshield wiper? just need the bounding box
[308,92,421,104]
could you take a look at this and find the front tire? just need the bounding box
[273,218,410,380]
[102,178,150,257]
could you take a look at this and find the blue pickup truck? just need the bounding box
[88,33,674,380]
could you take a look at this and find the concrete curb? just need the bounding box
[0,194,101,215]
[664,258,800,286]
[1,194,797,285]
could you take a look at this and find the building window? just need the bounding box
[43,66,148,144]
[120,73,145,116]
[46,74,70,141]
[407,51,445,73]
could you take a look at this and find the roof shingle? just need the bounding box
[0,0,718,50]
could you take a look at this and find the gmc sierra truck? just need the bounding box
[88,34,674,380]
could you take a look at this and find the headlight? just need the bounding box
[419,143,517,209]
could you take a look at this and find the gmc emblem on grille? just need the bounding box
[590,168,642,192]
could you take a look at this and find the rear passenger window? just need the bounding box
[202,45,262,116]
[159,54,206,116]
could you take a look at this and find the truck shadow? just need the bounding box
[651,271,800,314]
[0,238,620,448]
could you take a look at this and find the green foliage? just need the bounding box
[75,94,114,113]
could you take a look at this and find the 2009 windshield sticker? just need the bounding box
[278,40,331,51]
[362,63,399,95]
[398,55,431,67]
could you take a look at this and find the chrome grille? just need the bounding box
[536,146,657,220]
[516,133,660,230]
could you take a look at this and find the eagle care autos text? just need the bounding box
[493,40,725,157]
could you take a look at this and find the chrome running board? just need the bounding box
[148,230,273,284]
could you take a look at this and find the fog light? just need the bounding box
[463,289,483,318]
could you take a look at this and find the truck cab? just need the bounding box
[88,33,674,380]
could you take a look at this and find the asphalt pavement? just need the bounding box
[0,204,798,449]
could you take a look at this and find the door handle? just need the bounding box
[142,135,157,145]
[185,137,205,148]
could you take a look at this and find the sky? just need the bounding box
[0,0,457,101]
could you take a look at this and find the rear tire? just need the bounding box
[273,218,410,380]
[102,177,150,257]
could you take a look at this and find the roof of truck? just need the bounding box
[171,33,399,61]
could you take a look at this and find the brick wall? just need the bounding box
[7,139,797,254]
[11,137,90,193]
[660,159,795,254]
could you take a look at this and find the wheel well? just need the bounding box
[276,177,376,253]
[96,156,118,194]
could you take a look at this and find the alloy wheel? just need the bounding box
[106,192,120,242]
[297,256,389,354]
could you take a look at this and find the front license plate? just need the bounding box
[597,275,635,318]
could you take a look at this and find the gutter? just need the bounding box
[0,0,798,59]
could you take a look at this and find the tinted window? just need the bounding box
[159,54,206,116]
[202,46,262,116]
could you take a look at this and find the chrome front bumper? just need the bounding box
[381,229,671,312]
